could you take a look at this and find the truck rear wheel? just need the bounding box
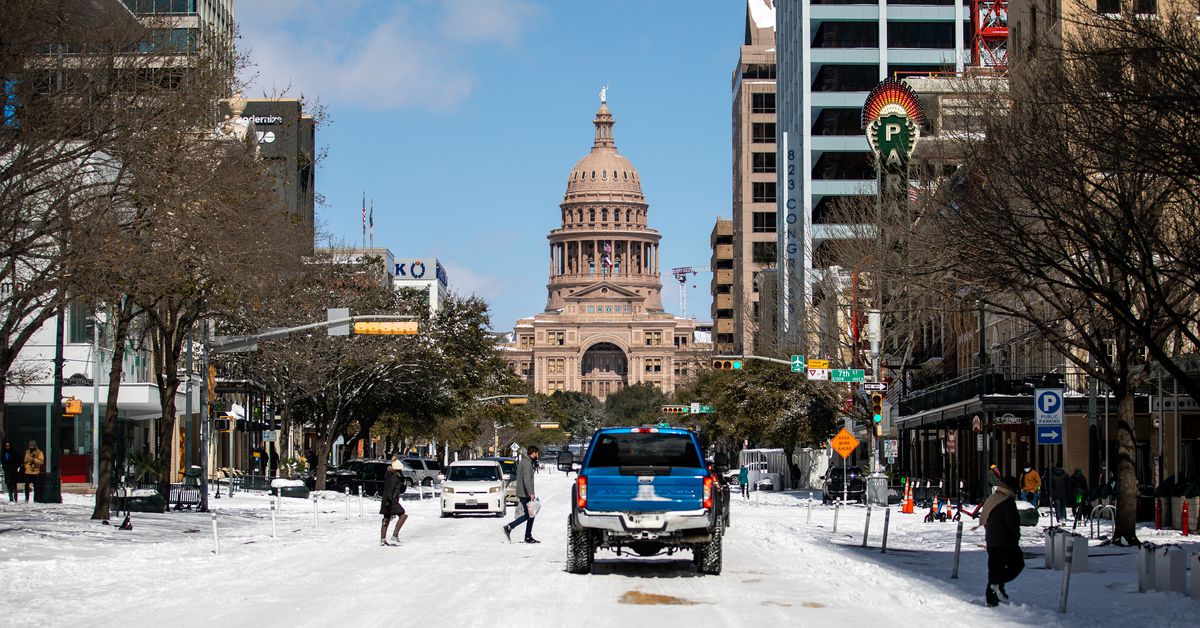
[565,516,593,574]
[694,519,723,575]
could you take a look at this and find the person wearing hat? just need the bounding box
[979,475,1023,606]
[379,459,409,546]
[23,440,44,502]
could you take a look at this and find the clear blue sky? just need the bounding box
[239,0,745,330]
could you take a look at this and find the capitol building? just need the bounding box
[503,97,710,400]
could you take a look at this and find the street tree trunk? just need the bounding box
[313,430,333,491]
[92,300,133,520]
[1113,388,1140,545]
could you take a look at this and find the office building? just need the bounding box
[709,218,735,353]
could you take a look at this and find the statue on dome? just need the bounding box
[599,85,608,104]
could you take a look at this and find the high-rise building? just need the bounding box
[731,0,779,354]
[504,98,708,400]
[241,98,316,247]
[709,218,734,353]
[774,0,971,348]
[122,0,235,63]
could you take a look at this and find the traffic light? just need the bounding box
[661,405,690,415]
[870,392,884,424]
[712,359,743,370]
[506,396,528,405]
[63,397,82,416]
[353,321,418,335]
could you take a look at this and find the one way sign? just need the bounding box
[1037,426,1063,445]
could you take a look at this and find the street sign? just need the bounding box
[1036,426,1063,445]
[807,368,830,381]
[510,443,520,454]
[807,359,830,369]
[976,434,984,451]
[697,405,714,414]
[883,439,898,458]
[831,369,866,383]
[690,402,700,414]
[263,430,276,442]
[1034,388,1064,425]
[790,354,805,373]
[947,432,957,455]
[830,428,860,459]
[864,382,888,392]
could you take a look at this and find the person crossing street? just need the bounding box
[379,459,409,546]
[502,446,539,544]
[980,476,1024,607]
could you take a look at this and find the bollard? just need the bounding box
[1138,543,1156,592]
[806,497,812,524]
[1191,552,1200,599]
[1182,500,1190,537]
[1069,534,1088,573]
[345,487,350,520]
[862,506,872,548]
[950,520,963,578]
[1058,536,1074,613]
[880,508,891,554]
[270,497,277,538]
[274,487,280,509]
[1155,546,1186,594]
[1053,529,1068,571]
[210,511,220,556]
[359,486,364,517]
[1045,528,1057,570]
[312,496,318,529]
[832,502,840,534]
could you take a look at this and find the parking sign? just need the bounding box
[1034,389,1063,425]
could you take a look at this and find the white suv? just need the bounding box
[441,461,506,517]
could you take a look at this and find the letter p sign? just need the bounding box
[885,123,902,143]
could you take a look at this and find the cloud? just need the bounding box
[440,261,507,301]
[238,1,538,111]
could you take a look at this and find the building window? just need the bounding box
[68,300,93,344]
[751,271,762,292]
[1096,0,1119,12]
[674,363,690,378]
[644,358,663,373]
[752,152,776,173]
[521,362,531,377]
[751,92,776,114]
[742,64,776,79]
[1132,0,1156,14]
[751,122,776,144]
[673,335,688,348]
[716,309,734,319]
[644,331,662,346]
[547,358,565,375]
[752,182,776,203]
[752,212,777,233]
[548,380,565,392]
[548,331,565,346]
[519,334,534,348]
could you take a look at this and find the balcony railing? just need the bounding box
[900,366,1089,416]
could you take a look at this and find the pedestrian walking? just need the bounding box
[23,440,44,502]
[1019,464,1040,507]
[980,475,1023,607]
[1069,468,1089,522]
[268,443,279,478]
[379,459,409,546]
[502,446,539,543]
[2,441,19,502]
[1048,462,1070,522]
[738,465,749,499]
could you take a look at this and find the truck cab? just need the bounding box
[563,425,723,575]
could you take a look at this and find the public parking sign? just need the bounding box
[1035,388,1064,425]
[1036,425,1064,445]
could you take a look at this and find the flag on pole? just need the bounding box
[361,192,367,246]
[602,242,614,270]
[369,201,374,247]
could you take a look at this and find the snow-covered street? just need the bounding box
[1,472,1197,627]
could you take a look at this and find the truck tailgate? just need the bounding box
[585,467,705,512]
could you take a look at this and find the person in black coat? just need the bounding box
[1049,462,1071,522]
[981,475,1023,607]
[1,441,19,502]
[268,443,279,478]
[1069,468,1090,521]
[379,459,409,546]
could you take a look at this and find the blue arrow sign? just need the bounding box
[1036,427,1063,445]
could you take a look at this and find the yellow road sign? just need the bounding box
[830,427,860,459]
[807,359,830,369]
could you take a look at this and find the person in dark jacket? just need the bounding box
[980,476,1023,607]
[1069,468,1089,522]
[268,443,279,478]
[1048,462,1070,522]
[379,459,409,546]
[1,441,19,502]
[502,446,539,543]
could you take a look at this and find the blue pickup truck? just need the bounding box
[560,426,723,575]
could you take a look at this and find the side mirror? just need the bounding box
[557,451,574,472]
[713,452,730,474]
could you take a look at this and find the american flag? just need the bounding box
[602,242,614,270]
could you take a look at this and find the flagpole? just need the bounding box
[361,191,366,248]
[369,201,374,248]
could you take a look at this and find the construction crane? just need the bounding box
[972,0,1008,69]
[670,265,709,318]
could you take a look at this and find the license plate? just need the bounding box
[466,499,478,506]
[628,514,661,527]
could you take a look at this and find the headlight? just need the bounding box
[437,473,445,482]
[489,486,500,493]
[443,486,454,494]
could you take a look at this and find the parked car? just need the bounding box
[324,459,417,495]
[822,465,866,504]
[481,456,517,504]
[401,457,445,486]
[440,460,506,517]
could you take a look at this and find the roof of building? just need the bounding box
[564,103,644,200]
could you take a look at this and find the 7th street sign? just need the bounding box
[831,369,866,383]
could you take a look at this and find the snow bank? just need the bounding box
[270,479,305,488]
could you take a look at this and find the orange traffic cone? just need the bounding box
[902,480,914,514]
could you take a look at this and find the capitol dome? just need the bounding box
[564,103,645,201]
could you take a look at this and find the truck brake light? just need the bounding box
[576,476,588,509]
[703,476,713,510]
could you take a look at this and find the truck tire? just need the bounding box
[694,519,723,575]
[565,515,593,574]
